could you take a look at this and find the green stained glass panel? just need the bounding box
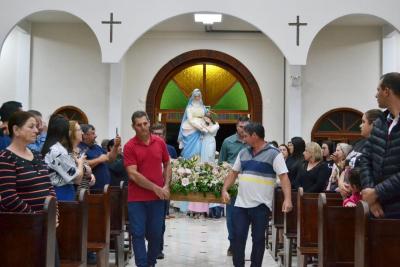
[213,82,248,110]
[160,81,188,110]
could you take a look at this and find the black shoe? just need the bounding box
[157,252,165,259]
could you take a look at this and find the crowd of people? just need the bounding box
[0,72,400,267]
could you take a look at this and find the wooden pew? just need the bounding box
[109,181,126,267]
[123,183,132,261]
[57,189,88,267]
[0,196,56,267]
[355,201,400,267]
[281,190,297,267]
[297,189,341,267]
[88,185,111,267]
[270,186,284,260]
[318,193,355,267]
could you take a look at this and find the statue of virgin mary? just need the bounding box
[178,88,207,159]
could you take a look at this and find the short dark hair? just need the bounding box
[27,110,42,117]
[348,167,361,189]
[150,122,166,135]
[269,140,279,148]
[131,111,149,124]
[380,72,400,97]
[244,122,265,139]
[107,139,114,152]
[237,116,250,124]
[364,109,383,124]
[80,124,95,134]
[0,101,22,122]
[8,111,34,138]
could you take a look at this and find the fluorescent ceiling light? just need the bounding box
[194,14,222,25]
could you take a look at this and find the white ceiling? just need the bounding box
[25,12,387,31]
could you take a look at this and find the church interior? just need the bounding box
[1,0,400,266]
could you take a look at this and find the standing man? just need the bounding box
[222,123,292,267]
[150,122,178,260]
[219,116,250,256]
[79,124,120,190]
[359,72,400,219]
[124,111,171,267]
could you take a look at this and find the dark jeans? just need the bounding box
[232,204,270,267]
[209,206,223,218]
[128,200,164,267]
[160,200,169,252]
[226,196,236,246]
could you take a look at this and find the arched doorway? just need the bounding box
[146,50,262,151]
[311,108,363,144]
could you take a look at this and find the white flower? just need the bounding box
[185,168,192,174]
[177,167,185,175]
[181,178,190,187]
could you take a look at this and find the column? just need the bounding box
[108,58,125,138]
[285,63,303,141]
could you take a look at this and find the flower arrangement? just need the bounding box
[170,156,238,200]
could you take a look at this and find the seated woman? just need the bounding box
[325,143,352,192]
[295,142,331,193]
[42,114,85,201]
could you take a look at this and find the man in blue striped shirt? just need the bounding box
[222,122,293,267]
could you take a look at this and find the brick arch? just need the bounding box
[146,49,262,123]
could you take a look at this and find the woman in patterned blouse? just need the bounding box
[42,114,85,201]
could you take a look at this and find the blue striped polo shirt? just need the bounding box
[232,143,288,209]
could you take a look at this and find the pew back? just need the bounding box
[110,181,125,233]
[87,185,110,245]
[272,187,284,226]
[0,196,56,267]
[57,189,88,265]
[318,193,355,267]
[355,201,400,267]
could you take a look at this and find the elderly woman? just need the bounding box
[0,111,60,266]
[0,111,56,211]
[326,143,352,192]
[295,142,331,193]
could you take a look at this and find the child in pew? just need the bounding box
[343,167,362,207]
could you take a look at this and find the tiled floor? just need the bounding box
[126,213,278,267]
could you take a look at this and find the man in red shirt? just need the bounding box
[124,111,171,267]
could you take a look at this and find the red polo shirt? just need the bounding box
[124,134,170,201]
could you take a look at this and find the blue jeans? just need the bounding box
[128,200,164,267]
[226,196,236,246]
[232,204,270,267]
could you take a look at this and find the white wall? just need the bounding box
[302,26,382,141]
[30,23,110,141]
[0,24,31,109]
[122,31,285,143]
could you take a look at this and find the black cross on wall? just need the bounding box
[288,16,307,46]
[101,12,122,43]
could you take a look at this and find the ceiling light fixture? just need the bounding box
[194,14,222,25]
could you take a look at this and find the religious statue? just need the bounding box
[178,88,208,159]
